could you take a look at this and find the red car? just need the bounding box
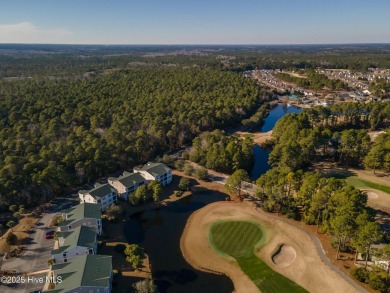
[45,230,55,239]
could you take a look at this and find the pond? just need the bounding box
[250,104,303,180]
[124,192,234,293]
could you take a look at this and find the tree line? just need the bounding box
[276,70,347,90]
[268,102,390,172]
[256,167,389,291]
[189,130,254,174]
[0,67,261,206]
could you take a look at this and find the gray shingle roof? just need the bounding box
[111,171,145,188]
[48,254,112,293]
[134,162,171,177]
[79,183,115,200]
[59,203,101,227]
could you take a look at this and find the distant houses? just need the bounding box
[51,226,97,264]
[58,203,103,235]
[79,183,118,211]
[46,254,112,293]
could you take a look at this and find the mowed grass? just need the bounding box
[346,176,390,194]
[209,221,307,293]
[211,221,263,258]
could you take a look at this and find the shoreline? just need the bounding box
[180,201,365,293]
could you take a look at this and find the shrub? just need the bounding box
[368,271,388,291]
[183,164,194,176]
[179,177,192,191]
[9,205,17,212]
[47,258,56,266]
[351,267,369,283]
[174,159,185,171]
[124,244,145,270]
[105,205,123,221]
[194,167,208,180]
[6,220,15,228]
[160,154,175,167]
[132,279,158,293]
[6,232,17,245]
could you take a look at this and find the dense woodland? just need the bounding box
[2,44,390,78]
[256,166,389,291]
[256,102,390,291]
[189,130,254,173]
[268,102,390,171]
[0,67,261,206]
[276,70,347,90]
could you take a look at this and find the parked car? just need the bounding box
[45,230,55,239]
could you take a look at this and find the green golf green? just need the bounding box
[345,176,390,194]
[209,221,307,293]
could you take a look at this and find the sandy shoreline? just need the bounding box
[236,130,273,145]
[180,201,360,293]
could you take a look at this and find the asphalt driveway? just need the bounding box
[1,213,55,293]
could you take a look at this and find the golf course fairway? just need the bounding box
[209,221,307,293]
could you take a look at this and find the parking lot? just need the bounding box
[1,213,55,293]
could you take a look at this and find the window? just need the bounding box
[64,258,67,263]
[68,225,72,229]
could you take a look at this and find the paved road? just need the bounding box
[1,213,55,293]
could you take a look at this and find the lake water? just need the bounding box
[260,103,303,132]
[249,104,303,180]
[123,103,303,293]
[124,192,234,293]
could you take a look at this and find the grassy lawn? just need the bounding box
[209,221,307,293]
[345,176,390,194]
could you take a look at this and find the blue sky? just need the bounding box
[0,0,389,44]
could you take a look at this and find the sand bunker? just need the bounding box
[181,202,361,293]
[272,244,296,267]
[365,190,379,199]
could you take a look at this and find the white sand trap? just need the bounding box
[272,244,296,267]
[365,191,379,199]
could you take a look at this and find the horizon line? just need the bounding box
[1,42,390,46]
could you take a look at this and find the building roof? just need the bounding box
[134,162,171,178]
[52,226,96,256]
[59,203,101,227]
[48,254,112,293]
[109,171,145,188]
[79,183,115,200]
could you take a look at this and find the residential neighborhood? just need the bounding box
[245,68,389,107]
[0,162,173,293]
